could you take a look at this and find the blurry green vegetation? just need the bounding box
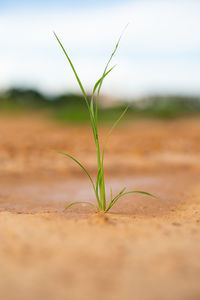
[0,88,200,122]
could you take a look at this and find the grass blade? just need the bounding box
[122,191,157,198]
[106,190,156,212]
[65,201,98,211]
[95,168,101,193]
[106,187,126,212]
[92,66,116,97]
[55,150,98,199]
[90,98,95,118]
[53,32,89,109]
[54,31,98,154]
[95,24,129,120]
[102,106,129,164]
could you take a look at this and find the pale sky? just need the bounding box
[0,0,200,98]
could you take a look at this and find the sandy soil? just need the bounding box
[0,115,199,300]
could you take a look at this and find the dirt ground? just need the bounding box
[0,114,200,300]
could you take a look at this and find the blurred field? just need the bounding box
[0,113,199,176]
[0,98,200,299]
[1,88,200,121]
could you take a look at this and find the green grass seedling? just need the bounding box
[54,29,155,212]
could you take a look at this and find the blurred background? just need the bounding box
[0,0,200,179]
[0,0,200,120]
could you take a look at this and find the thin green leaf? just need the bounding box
[99,167,106,210]
[92,66,116,96]
[54,32,99,150]
[95,168,102,208]
[95,168,101,193]
[55,150,99,202]
[90,98,94,118]
[106,187,126,212]
[102,106,129,164]
[106,190,156,212]
[53,32,89,109]
[95,24,129,120]
[65,201,98,211]
[122,191,157,198]
[97,24,128,93]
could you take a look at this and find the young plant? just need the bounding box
[54,30,155,212]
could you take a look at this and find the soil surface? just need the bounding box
[0,115,200,300]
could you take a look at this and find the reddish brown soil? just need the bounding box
[0,115,199,300]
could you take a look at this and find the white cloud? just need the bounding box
[0,0,200,97]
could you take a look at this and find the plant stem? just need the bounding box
[96,137,106,211]
[88,99,106,211]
